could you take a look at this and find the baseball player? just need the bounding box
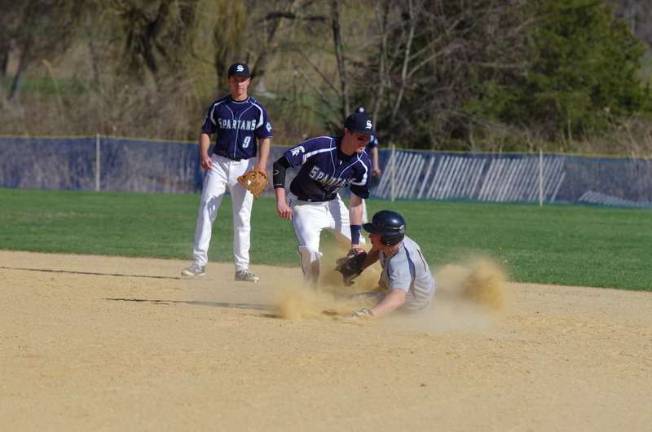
[272,110,374,283]
[353,106,381,223]
[354,107,382,177]
[349,210,436,318]
[181,62,272,282]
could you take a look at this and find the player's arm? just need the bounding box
[361,248,380,270]
[272,156,292,220]
[369,288,406,318]
[372,257,411,317]
[348,193,364,251]
[272,138,324,220]
[255,137,271,173]
[371,147,381,176]
[199,132,212,171]
[199,103,218,171]
[253,105,273,173]
[349,161,370,251]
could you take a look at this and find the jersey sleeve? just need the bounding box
[201,103,218,135]
[350,184,369,199]
[366,134,379,150]
[386,250,414,292]
[282,137,331,168]
[349,156,371,199]
[253,103,273,139]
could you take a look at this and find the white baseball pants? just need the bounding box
[291,196,351,281]
[192,154,254,271]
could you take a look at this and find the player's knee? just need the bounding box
[201,195,221,210]
[297,246,321,263]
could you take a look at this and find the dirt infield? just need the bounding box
[1,251,650,431]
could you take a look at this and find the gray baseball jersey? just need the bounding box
[378,235,436,310]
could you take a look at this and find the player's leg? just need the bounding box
[228,159,257,282]
[291,201,329,284]
[330,195,365,246]
[183,155,227,277]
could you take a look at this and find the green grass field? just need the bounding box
[1,188,650,291]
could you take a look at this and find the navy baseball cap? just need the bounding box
[344,111,375,134]
[227,62,251,78]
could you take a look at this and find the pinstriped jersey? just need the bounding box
[201,96,273,160]
[283,136,371,201]
[379,236,435,309]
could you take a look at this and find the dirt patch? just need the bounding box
[1,251,650,431]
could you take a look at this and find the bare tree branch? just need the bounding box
[331,0,349,119]
[391,0,417,121]
[296,49,339,95]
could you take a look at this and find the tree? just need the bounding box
[0,0,19,78]
[353,0,531,149]
[110,0,199,81]
[3,0,85,100]
[470,0,649,141]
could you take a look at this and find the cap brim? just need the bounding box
[348,128,374,135]
[363,222,379,233]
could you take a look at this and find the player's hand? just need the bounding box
[373,168,382,177]
[200,153,212,171]
[343,308,374,321]
[277,201,293,220]
[349,244,365,255]
[253,163,266,175]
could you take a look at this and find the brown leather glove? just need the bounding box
[237,170,268,198]
[335,250,368,286]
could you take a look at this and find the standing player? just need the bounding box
[368,133,381,175]
[354,106,382,177]
[181,62,272,282]
[352,106,382,223]
[272,110,374,283]
[349,210,436,318]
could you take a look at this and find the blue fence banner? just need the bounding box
[1,136,650,207]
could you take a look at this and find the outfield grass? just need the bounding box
[0,188,650,291]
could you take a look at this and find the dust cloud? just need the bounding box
[384,256,510,332]
[273,238,379,320]
[273,233,510,331]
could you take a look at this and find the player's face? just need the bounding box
[345,131,371,153]
[228,76,251,100]
[369,232,384,249]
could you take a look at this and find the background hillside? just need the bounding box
[2,0,652,155]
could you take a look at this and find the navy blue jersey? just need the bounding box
[283,136,371,201]
[201,96,273,160]
[366,134,379,151]
[364,134,379,160]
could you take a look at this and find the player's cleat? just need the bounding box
[235,270,260,283]
[181,264,206,278]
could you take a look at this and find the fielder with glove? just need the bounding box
[272,110,374,285]
[181,62,272,283]
[337,210,436,319]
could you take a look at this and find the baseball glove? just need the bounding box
[335,250,368,286]
[237,170,268,198]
